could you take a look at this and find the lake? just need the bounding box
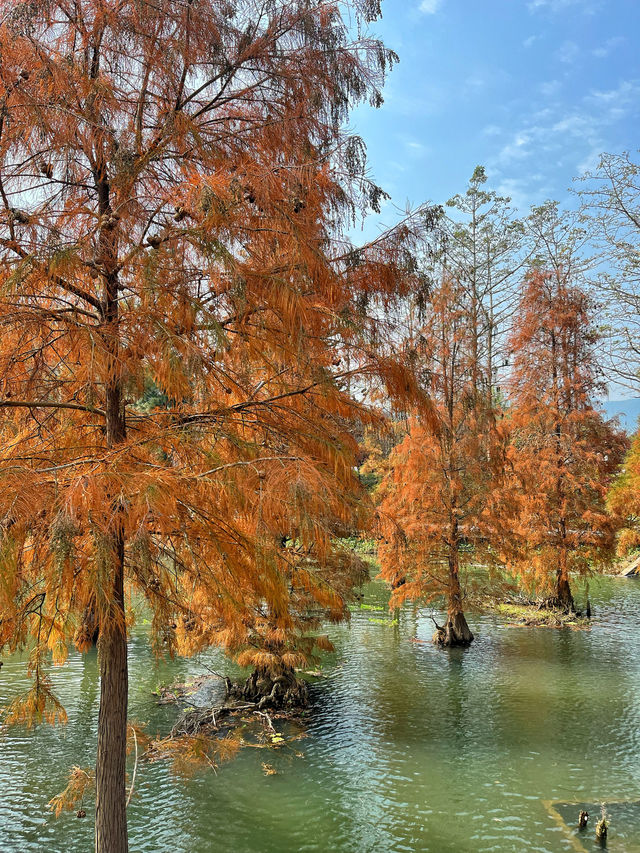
[2,573,640,852]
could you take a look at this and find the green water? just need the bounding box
[3,575,640,853]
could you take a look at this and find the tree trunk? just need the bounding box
[84,28,130,845]
[95,542,128,853]
[433,542,474,647]
[553,547,574,613]
[74,600,99,650]
[555,571,574,613]
[95,207,128,848]
[94,385,129,853]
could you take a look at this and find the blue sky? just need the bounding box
[353,0,640,233]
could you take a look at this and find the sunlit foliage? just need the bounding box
[377,277,507,645]
[495,270,627,609]
[0,0,421,847]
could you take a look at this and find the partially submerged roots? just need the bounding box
[432,612,474,647]
[543,596,575,616]
[549,574,575,614]
[165,667,309,739]
[170,705,234,738]
[225,667,309,711]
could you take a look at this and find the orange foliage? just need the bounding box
[377,278,507,641]
[48,766,95,818]
[494,270,628,607]
[0,1,421,845]
[0,0,417,705]
[150,732,243,779]
[606,430,640,556]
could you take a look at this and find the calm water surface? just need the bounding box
[2,575,640,853]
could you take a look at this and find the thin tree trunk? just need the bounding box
[95,352,129,852]
[550,327,573,615]
[433,537,474,647]
[95,539,128,853]
[94,126,128,846]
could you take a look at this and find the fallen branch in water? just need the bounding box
[126,726,138,809]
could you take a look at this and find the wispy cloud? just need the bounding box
[556,40,579,64]
[592,36,625,58]
[401,137,430,159]
[495,132,533,166]
[486,78,640,209]
[528,0,600,13]
[419,0,443,13]
[380,76,454,119]
[493,176,552,212]
[523,35,540,48]
[587,79,640,116]
[465,72,487,91]
[576,146,603,175]
[539,79,561,97]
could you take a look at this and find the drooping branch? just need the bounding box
[0,400,105,416]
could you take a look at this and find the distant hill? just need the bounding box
[603,399,640,434]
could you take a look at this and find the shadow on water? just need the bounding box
[2,575,640,851]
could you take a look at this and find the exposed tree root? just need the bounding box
[160,667,310,740]
[225,667,309,711]
[541,595,575,616]
[432,612,474,647]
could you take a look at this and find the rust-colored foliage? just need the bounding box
[150,732,243,779]
[0,1,418,848]
[377,277,507,645]
[496,269,628,609]
[607,432,640,556]
[48,766,95,818]
[357,421,408,493]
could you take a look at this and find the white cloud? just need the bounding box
[495,132,533,166]
[401,137,429,159]
[528,0,600,13]
[539,80,561,97]
[523,35,540,48]
[486,78,640,210]
[550,113,593,136]
[587,79,640,113]
[593,36,624,58]
[465,72,487,91]
[576,147,603,175]
[493,177,551,212]
[460,67,511,97]
[419,0,443,13]
[381,81,449,118]
[556,40,579,64]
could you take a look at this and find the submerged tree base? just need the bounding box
[432,612,474,647]
[225,667,309,711]
[150,681,309,776]
[542,596,575,616]
[157,667,311,740]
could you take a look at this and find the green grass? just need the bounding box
[336,536,378,555]
[496,603,590,630]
